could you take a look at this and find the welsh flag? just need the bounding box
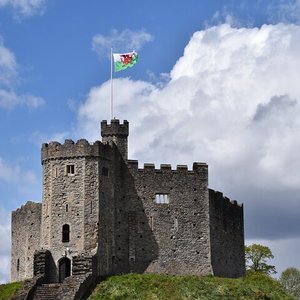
[113,51,138,72]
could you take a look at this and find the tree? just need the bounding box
[245,243,276,275]
[280,267,300,298]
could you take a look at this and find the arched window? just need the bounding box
[62,224,70,242]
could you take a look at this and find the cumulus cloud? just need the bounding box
[92,29,154,58]
[0,157,38,184]
[0,38,45,109]
[78,23,300,248]
[0,89,45,109]
[0,0,46,19]
[0,39,17,85]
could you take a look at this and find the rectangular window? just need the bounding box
[174,217,178,232]
[53,167,58,178]
[155,194,170,204]
[66,164,75,175]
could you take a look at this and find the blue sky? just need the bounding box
[1,0,300,283]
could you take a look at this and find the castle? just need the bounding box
[11,120,245,298]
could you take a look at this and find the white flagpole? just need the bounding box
[110,48,114,120]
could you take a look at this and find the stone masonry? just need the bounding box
[11,119,245,295]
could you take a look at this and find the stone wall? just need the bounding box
[11,201,42,282]
[41,139,105,281]
[209,189,245,277]
[101,119,129,159]
[122,160,212,275]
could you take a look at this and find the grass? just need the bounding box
[88,272,296,300]
[0,281,23,300]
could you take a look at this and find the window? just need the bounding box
[17,259,20,272]
[174,217,178,232]
[53,167,58,178]
[66,164,75,175]
[155,194,169,204]
[62,224,70,242]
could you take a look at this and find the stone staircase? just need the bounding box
[32,283,61,300]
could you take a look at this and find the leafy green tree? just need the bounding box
[280,267,300,298]
[245,244,276,275]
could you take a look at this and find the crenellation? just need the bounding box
[41,139,111,162]
[101,119,129,137]
[209,189,243,208]
[160,164,171,170]
[176,165,188,171]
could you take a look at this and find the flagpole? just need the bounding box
[110,47,114,120]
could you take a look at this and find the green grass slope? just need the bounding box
[88,273,295,300]
[0,281,23,300]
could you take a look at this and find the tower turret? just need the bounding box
[101,119,129,159]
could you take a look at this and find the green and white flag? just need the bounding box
[113,51,138,72]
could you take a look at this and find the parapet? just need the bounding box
[209,189,243,208]
[127,160,208,177]
[41,139,111,162]
[101,119,129,138]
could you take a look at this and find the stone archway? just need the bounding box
[58,257,71,283]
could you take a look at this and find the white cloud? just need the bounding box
[78,23,300,256]
[0,157,38,184]
[0,207,10,283]
[0,39,17,85]
[92,29,154,58]
[0,0,46,19]
[0,38,45,109]
[0,89,45,109]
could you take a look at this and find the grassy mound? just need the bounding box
[88,273,295,300]
[0,281,23,300]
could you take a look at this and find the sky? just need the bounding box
[0,0,300,283]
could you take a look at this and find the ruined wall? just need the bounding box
[11,201,42,282]
[122,161,212,275]
[209,189,245,278]
[40,139,106,280]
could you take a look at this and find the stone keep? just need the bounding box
[11,120,245,283]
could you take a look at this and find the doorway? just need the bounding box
[58,257,71,283]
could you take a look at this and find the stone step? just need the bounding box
[33,283,61,300]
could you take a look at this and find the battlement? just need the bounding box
[209,189,243,208]
[41,139,111,162]
[127,160,208,176]
[101,119,129,138]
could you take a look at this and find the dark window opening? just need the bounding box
[62,224,70,242]
[66,204,68,212]
[102,167,109,176]
[17,259,20,272]
[66,164,75,175]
